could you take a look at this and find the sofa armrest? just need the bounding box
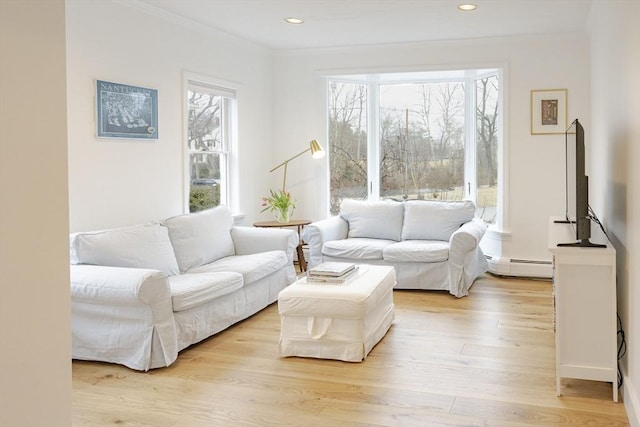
[449,217,487,255]
[448,217,488,297]
[71,264,171,306]
[70,264,178,370]
[231,226,298,263]
[301,216,349,268]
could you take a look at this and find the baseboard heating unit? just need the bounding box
[486,256,553,279]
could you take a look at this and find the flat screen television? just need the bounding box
[555,119,606,248]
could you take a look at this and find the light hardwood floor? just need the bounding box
[72,274,629,426]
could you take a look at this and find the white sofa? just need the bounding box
[302,199,488,297]
[70,206,298,371]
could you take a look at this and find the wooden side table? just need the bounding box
[253,219,311,272]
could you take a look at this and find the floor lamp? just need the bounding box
[270,139,325,192]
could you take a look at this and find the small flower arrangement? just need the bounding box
[261,189,295,213]
[261,189,295,223]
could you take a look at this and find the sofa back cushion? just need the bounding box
[69,223,180,276]
[340,199,404,241]
[163,206,235,272]
[402,200,476,241]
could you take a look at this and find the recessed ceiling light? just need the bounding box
[284,17,304,24]
[458,4,477,11]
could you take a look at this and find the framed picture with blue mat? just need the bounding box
[96,80,158,139]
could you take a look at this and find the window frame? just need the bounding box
[182,72,238,213]
[326,68,503,227]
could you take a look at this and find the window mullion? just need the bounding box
[464,74,477,203]
[368,78,380,200]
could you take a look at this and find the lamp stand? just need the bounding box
[268,140,324,193]
[270,148,311,192]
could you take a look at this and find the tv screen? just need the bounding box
[564,120,578,225]
[557,119,605,248]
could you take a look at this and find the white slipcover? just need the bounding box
[168,272,243,312]
[402,199,476,241]
[70,206,298,370]
[71,265,178,370]
[278,265,396,362]
[302,200,488,297]
[340,199,404,241]
[163,206,236,272]
[70,222,180,276]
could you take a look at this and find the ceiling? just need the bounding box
[133,0,593,50]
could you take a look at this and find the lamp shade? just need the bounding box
[310,139,325,159]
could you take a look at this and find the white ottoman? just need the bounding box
[277,264,395,362]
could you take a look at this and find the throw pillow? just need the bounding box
[340,199,404,241]
[69,222,180,276]
[163,205,235,272]
[401,200,476,241]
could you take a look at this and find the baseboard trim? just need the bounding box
[624,374,640,427]
[487,256,553,279]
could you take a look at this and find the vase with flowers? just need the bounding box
[261,189,295,223]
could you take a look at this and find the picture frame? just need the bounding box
[530,89,568,135]
[96,80,158,139]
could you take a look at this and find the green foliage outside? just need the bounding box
[188,90,224,213]
[189,185,220,212]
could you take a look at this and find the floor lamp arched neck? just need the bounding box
[269,139,325,192]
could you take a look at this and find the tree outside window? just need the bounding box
[328,81,368,214]
[328,70,500,225]
[187,83,233,212]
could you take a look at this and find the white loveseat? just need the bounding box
[70,206,298,371]
[302,199,488,297]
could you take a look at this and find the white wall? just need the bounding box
[66,1,275,231]
[66,2,593,266]
[272,33,590,265]
[589,1,640,424]
[0,1,71,425]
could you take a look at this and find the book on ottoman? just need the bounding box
[308,262,355,277]
[306,266,359,284]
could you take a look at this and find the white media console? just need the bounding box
[547,217,618,402]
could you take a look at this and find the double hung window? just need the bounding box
[186,80,236,212]
[328,69,500,225]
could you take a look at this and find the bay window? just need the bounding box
[328,69,500,225]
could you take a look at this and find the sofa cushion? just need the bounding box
[163,206,235,273]
[188,250,288,285]
[402,200,476,241]
[168,272,243,312]
[70,223,180,276]
[340,199,404,241]
[322,238,395,260]
[383,240,450,263]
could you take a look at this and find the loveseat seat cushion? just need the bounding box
[187,250,288,285]
[322,238,395,260]
[168,272,243,312]
[163,206,235,273]
[340,199,404,241]
[70,223,180,276]
[402,200,476,241]
[383,240,450,263]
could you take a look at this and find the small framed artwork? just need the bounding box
[530,89,568,135]
[96,80,158,139]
